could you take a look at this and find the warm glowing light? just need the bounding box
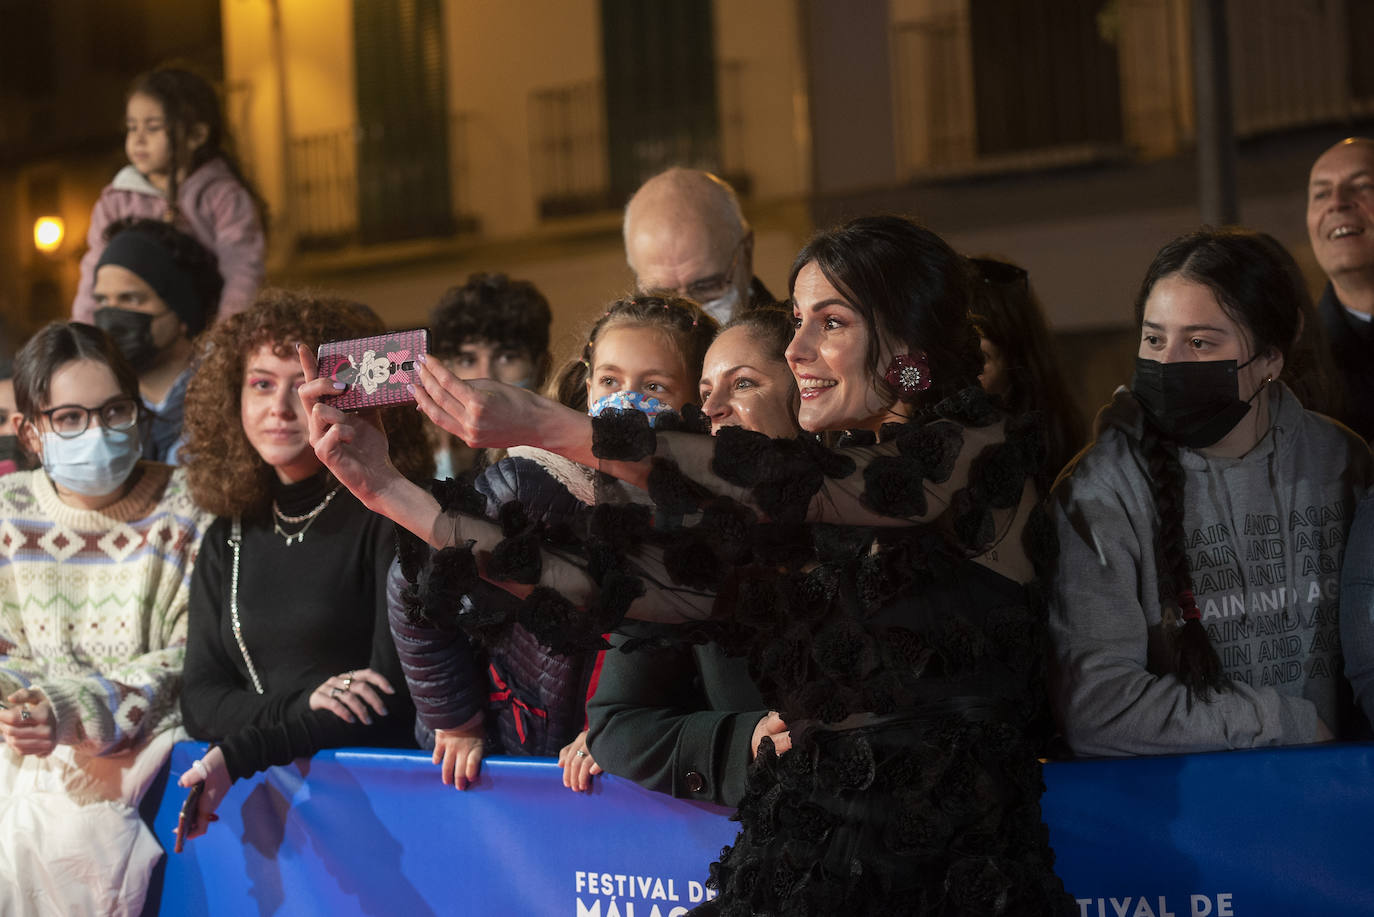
[34,217,65,253]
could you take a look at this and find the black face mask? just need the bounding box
[1130,355,1263,449]
[94,308,160,372]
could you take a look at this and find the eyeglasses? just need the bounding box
[971,258,1029,293]
[676,238,745,304]
[37,397,140,439]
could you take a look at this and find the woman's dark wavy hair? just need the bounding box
[430,272,554,387]
[969,257,1086,484]
[128,66,267,230]
[788,215,983,412]
[549,294,719,411]
[1132,227,1304,703]
[13,322,140,421]
[181,288,433,519]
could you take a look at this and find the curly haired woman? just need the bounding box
[173,289,431,842]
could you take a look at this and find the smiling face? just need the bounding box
[585,324,695,410]
[699,326,800,438]
[785,261,896,432]
[240,342,322,484]
[1307,140,1374,283]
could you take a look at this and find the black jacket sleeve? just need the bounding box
[207,517,417,781]
[586,620,766,807]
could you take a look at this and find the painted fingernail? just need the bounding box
[406,383,415,395]
[333,382,347,391]
[416,353,427,364]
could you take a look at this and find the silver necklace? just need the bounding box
[272,485,342,546]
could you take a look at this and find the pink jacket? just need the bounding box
[72,157,265,324]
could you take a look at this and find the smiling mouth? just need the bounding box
[798,379,837,399]
[1330,225,1365,240]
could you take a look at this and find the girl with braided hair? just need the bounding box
[1049,228,1373,758]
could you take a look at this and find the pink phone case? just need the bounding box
[317,329,429,411]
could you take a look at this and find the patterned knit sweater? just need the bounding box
[0,463,211,755]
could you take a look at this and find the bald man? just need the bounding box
[623,168,773,323]
[1308,138,1374,439]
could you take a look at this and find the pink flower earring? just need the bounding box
[884,351,933,400]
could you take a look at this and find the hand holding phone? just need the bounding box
[317,329,430,412]
[173,781,205,853]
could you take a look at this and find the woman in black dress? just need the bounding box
[174,290,431,841]
[305,216,1074,915]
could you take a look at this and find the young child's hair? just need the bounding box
[549,294,719,412]
[127,66,266,227]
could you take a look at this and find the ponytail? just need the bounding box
[1141,427,1230,703]
[546,294,719,413]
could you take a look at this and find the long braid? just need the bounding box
[1141,426,1229,703]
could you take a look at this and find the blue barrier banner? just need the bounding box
[1043,743,1374,917]
[150,742,1374,916]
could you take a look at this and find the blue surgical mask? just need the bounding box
[40,426,141,496]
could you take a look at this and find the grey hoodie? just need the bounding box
[1049,383,1373,756]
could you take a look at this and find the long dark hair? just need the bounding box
[1133,227,1304,702]
[549,294,719,411]
[14,322,139,421]
[128,66,268,229]
[789,215,983,409]
[969,256,1086,483]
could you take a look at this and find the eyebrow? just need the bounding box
[1312,170,1371,184]
[797,297,854,313]
[1141,321,1231,335]
[593,363,677,377]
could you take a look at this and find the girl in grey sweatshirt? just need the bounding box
[1049,229,1374,757]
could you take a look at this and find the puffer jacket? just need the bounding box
[387,454,597,755]
[73,158,264,322]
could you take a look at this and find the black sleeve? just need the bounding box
[216,516,417,781]
[586,620,763,807]
[181,517,311,741]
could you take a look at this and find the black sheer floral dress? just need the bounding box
[403,387,1075,917]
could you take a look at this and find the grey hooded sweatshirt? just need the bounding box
[1049,383,1373,756]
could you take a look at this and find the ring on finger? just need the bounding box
[20,707,32,722]
[341,675,353,691]
[329,686,341,699]
[575,749,588,758]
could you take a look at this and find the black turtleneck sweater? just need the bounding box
[181,472,415,780]
[1320,283,1374,441]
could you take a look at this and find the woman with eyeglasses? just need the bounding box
[0,321,213,916]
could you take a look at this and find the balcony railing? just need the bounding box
[528,80,614,219]
[288,113,479,251]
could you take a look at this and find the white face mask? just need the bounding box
[40,426,141,497]
[699,285,742,324]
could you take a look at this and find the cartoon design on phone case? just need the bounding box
[332,348,414,395]
[317,329,429,411]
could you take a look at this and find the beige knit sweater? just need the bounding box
[0,463,212,755]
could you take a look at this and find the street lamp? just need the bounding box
[34,216,65,254]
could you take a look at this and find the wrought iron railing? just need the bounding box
[528,80,613,218]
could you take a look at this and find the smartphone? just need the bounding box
[317,328,429,412]
[174,780,205,853]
